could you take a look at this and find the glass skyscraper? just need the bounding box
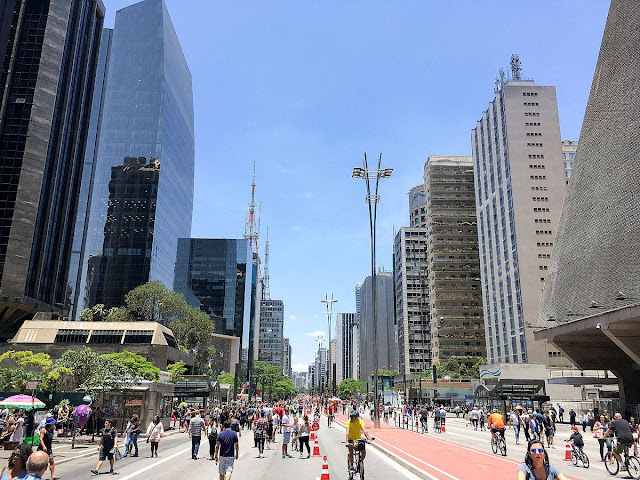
[73,0,194,315]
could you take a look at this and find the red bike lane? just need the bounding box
[333,412,583,480]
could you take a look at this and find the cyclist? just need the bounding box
[327,403,335,427]
[346,410,371,473]
[566,426,584,453]
[603,412,635,471]
[487,408,506,443]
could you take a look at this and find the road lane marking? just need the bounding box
[477,464,486,468]
[117,439,208,480]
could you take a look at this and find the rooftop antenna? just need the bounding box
[263,228,270,300]
[244,161,263,282]
[510,54,522,80]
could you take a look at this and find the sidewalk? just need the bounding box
[333,412,590,480]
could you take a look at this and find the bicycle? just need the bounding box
[491,428,507,456]
[569,443,589,469]
[346,438,375,480]
[605,441,640,479]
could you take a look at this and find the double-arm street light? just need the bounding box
[352,153,392,429]
[321,293,338,397]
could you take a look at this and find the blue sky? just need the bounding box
[103,0,609,372]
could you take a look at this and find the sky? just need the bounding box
[102,0,610,372]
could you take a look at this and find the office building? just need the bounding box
[173,238,254,374]
[314,347,328,389]
[75,0,195,314]
[308,364,315,390]
[0,0,105,339]
[293,371,307,389]
[258,299,284,368]
[393,228,430,376]
[536,0,640,405]
[471,61,570,365]
[354,284,362,378]
[357,272,398,384]
[424,156,486,365]
[282,338,292,377]
[561,140,578,184]
[336,312,357,382]
[409,184,427,227]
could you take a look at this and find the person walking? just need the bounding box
[188,412,206,460]
[208,422,218,461]
[521,410,531,442]
[24,451,49,480]
[215,421,239,480]
[543,411,555,448]
[146,415,164,458]
[1,443,32,480]
[511,409,522,445]
[38,417,58,480]
[280,408,293,459]
[558,406,564,423]
[91,419,118,475]
[266,412,274,450]
[516,440,568,480]
[123,414,141,457]
[254,411,268,458]
[569,409,576,428]
[298,416,311,458]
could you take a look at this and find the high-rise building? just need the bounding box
[471,64,570,365]
[173,238,255,374]
[0,0,105,339]
[357,272,398,384]
[85,157,160,307]
[409,184,427,227]
[561,140,578,184]
[258,299,284,367]
[74,0,194,314]
[354,284,362,378]
[393,228,430,377]
[424,156,486,365]
[282,337,292,377]
[336,312,356,382]
[314,347,328,389]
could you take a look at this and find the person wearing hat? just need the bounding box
[38,417,58,480]
[566,426,584,454]
[346,410,371,473]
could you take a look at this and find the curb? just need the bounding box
[331,416,436,480]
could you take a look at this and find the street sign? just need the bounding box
[27,380,40,390]
[311,420,320,432]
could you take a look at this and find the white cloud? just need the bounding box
[304,330,325,337]
[290,315,297,321]
[292,225,304,232]
[292,363,308,372]
[304,192,312,199]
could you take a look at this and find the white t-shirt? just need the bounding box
[510,413,520,425]
[282,415,291,433]
[470,409,479,420]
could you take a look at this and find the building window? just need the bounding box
[55,329,90,344]
[124,330,154,344]
[89,330,124,344]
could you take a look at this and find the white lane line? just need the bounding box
[117,438,208,480]
[331,417,439,480]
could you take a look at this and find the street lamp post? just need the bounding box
[321,294,338,397]
[352,153,392,429]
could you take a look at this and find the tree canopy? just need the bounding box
[338,378,366,398]
[102,351,160,381]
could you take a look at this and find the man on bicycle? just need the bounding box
[603,412,635,470]
[346,410,371,473]
[487,408,506,442]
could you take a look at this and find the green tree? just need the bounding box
[125,281,187,325]
[79,304,107,322]
[338,378,365,398]
[106,306,132,322]
[0,350,53,390]
[102,351,160,381]
[169,307,216,374]
[272,377,296,399]
[55,347,130,396]
[167,361,187,383]
[217,371,235,385]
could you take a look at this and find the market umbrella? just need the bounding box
[125,399,142,407]
[178,402,188,408]
[0,394,46,410]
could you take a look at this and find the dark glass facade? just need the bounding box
[75,0,194,315]
[0,0,104,338]
[174,239,253,339]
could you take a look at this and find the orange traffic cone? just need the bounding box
[564,441,571,461]
[310,430,316,441]
[312,438,321,457]
[320,456,330,480]
[442,422,446,433]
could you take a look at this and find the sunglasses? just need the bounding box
[10,452,20,457]
[530,448,545,454]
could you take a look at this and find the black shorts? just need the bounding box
[349,440,366,452]
[99,446,114,461]
[491,427,505,435]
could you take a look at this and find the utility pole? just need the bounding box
[321,294,338,396]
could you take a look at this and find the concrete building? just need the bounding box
[282,337,292,377]
[393,228,430,377]
[471,63,570,366]
[5,315,194,372]
[75,0,194,314]
[409,184,427,228]
[314,347,328,390]
[308,364,315,390]
[357,272,398,384]
[561,140,578,184]
[258,299,284,368]
[293,371,307,389]
[536,0,640,408]
[336,313,357,382]
[0,0,105,339]
[424,156,486,365]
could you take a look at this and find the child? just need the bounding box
[567,426,584,452]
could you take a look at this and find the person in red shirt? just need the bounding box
[327,404,335,427]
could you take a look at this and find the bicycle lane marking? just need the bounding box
[332,417,454,480]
